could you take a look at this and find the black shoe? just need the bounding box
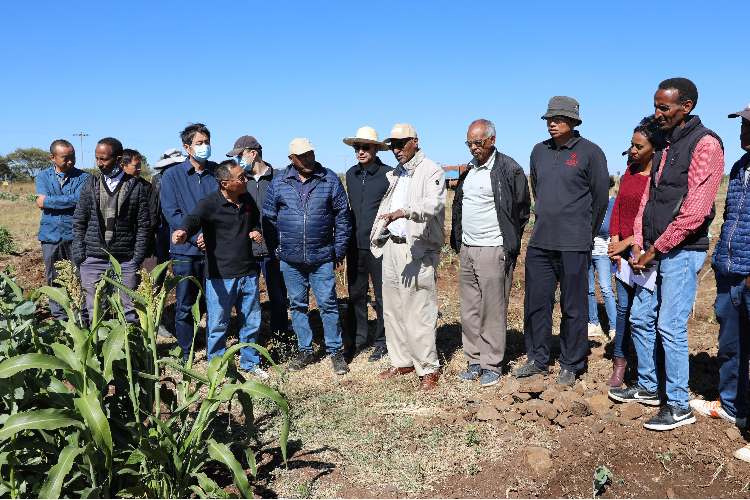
[608,384,660,406]
[556,369,576,387]
[643,404,696,431]
[288,352,313,372]
[331,352,349,375]
[512,360,550,378]
[368,346,388,362]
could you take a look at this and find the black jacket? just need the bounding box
[244,163,278,258]
[72,173,151,265]
[345,158,394,251]
[450,150,532,274]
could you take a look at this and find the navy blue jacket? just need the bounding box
[713,152,750,275]
[262,163,352,265]
[160,158,219,256]
[36,166,90,243]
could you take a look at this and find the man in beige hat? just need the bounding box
[370,124,446,390]
[262,138,352,376]
[343,127,393,362]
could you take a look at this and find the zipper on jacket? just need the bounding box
[359,171,366,246]
[726,178,748,274]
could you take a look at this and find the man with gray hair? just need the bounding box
[450,120,531,387]
[371,123,446,391]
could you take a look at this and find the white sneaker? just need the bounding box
[608,329,616,341]
[690,399,746,428]
[588,323,603,337]
[251,367,269,379]
[734,443,750,463]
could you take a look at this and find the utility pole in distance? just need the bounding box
[341,156,349,175]
[73,133,88,163]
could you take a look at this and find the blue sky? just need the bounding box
[2,1,748,174]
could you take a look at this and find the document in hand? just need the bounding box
[613,259,634,287]
[632,261,659,291]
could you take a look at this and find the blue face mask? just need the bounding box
[239,157,250,169]
[191,145,211,162]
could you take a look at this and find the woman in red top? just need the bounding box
[606,118,665,387]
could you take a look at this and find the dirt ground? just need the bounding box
[1,181,748,499]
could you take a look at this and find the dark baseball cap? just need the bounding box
[541,96,582,125]
[226,135,262,157]
[728,103,750,120]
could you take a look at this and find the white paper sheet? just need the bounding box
[613,259,634,287]
[632,261,659,291]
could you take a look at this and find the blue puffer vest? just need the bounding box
[262,164,352,265]
[712,152,750,276]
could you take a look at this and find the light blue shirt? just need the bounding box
[462,151,503,247]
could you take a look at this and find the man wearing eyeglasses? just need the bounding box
[172,160,266,377]
[513,96,609,387]
[450,120,531,387]
[343,127,394,362]
[370,123,446,391]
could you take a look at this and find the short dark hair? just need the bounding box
[658,78,698,111]
[609,175,616,189]
[97,137,123,158]
[180,123,211,146]
[215,160,238,183]
[50,139,74,155]
[121,149,141,166]
[634,115,667,150]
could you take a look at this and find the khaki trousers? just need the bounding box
[459,245,514,371]
[382,238,440,376]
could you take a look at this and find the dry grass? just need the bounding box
[0,199,42,252]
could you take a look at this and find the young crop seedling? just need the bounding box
[656,450,673,474]
[593,465,613,498]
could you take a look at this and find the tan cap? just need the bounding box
[384,123,417,143]
[342,126,389,151]
[289,138,316,156]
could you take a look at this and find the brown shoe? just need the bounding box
[417,372,440,391]
[606,358,627,388]
[378,366,415,380]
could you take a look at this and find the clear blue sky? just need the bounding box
[2,1,748,174]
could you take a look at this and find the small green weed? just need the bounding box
[468,464,482,475]
[593,465,613,497]
[656,450,673,473]
[296,481,313,499]
[0,226,16,254]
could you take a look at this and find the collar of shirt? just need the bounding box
[104,169,125,189]
[187,161,216,177]
[546,131,582,150]
[468,149,497,170]
[357,160,382,178]
[286,164,323,182]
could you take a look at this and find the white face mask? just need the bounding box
[191,145,211,162]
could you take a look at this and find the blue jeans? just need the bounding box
[256,257,289,338]
[588,255,617,330]
[206,274,262,370]
[280,260,343,356]
[171,254,206,357]
[613,277,636,359]
[714,272,750,419]
[630,249,705,409]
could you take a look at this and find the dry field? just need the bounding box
[1,180,748,498]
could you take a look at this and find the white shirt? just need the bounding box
[104,169,125,191]
[462,151,503,246]
[388,168,410,237]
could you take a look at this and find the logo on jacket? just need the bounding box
[566,153,579,166]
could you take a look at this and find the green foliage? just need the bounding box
[0,192,20,201]
[0,258,289,498]
[6,147,50,181]
[593,465,612,497]
[656,449,673,473]
[0,227,15,254]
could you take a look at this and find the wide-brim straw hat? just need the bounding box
[343,126,389,152]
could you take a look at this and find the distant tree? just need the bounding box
[7,147,51,180]
[140,155,152,178]
[0,154,11,181]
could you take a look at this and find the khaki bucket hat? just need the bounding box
[343,126,389,152]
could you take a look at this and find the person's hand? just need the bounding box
[610,254,622,271]
[35,194,45,209]
[172,230,188,245]
[249,231,262,243]
[379,209,405,227]
[745,275,750,289]
[632,245,657,274]
[608,239,630,258]
[197,233,205,252]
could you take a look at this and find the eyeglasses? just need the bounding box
[465,138,488,148]
[226,173,247,183]
[547,116,569,124]
[352,144,372,152]
[389,138,413,150]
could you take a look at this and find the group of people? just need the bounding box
[34,76,750,461]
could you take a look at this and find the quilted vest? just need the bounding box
[712,153,750,276]
[641,115,723,252]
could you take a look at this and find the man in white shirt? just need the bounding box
[450,120,531,387]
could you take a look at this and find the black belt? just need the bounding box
[389,234,407,244]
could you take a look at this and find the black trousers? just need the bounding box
[346,248,386,348]
[523,246,590,373]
